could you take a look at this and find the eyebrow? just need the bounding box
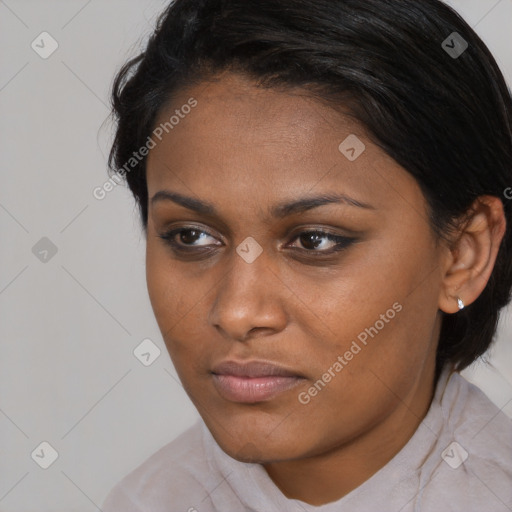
[150,190,375,218]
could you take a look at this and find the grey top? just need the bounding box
[102,366,512,511]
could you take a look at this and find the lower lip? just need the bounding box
[212,374,305,403]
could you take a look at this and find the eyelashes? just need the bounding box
[159,227,218,249]
[157,226,357,257]
[293,231,353,253]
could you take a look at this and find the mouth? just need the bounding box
[211,360,307,403]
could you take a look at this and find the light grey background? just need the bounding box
[0,0,511,510]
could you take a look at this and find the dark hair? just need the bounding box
[108,0,512,376]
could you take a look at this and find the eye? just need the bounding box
[158,226,221,251]
[287,230,355,254]
[158,226,356,257]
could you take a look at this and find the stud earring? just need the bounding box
[457,297,465,310]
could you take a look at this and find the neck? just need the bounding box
[263,359,437,506]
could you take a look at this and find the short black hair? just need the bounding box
[108,0,512,376]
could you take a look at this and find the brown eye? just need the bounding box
[290,230,355,253]
[179,229,206,245]
[158,227,220,250]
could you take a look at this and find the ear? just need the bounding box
[438,195,507,314]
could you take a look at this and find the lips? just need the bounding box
[211,360,306,403]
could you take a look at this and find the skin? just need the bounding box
[144,72,506,505]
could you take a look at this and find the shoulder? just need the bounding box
[427,370,512,509]
[443,371,512,459]
[102,420,216,512]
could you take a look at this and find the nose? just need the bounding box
[208,247,288,342]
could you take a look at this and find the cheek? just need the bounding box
[296,233,439,377]
[145,242,191,339]
[145,241,215,367]
[284,250,399,349]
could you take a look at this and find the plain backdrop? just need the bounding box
[0,0,511,510]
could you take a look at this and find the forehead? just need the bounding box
[145,72,425,222]
[150,73,360,152]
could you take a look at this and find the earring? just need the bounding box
[457,297,465,310]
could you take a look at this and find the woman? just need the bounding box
[102,0,512,510]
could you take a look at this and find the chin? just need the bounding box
[205,418,308,463]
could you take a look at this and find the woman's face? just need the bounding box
[145,72,447,462]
